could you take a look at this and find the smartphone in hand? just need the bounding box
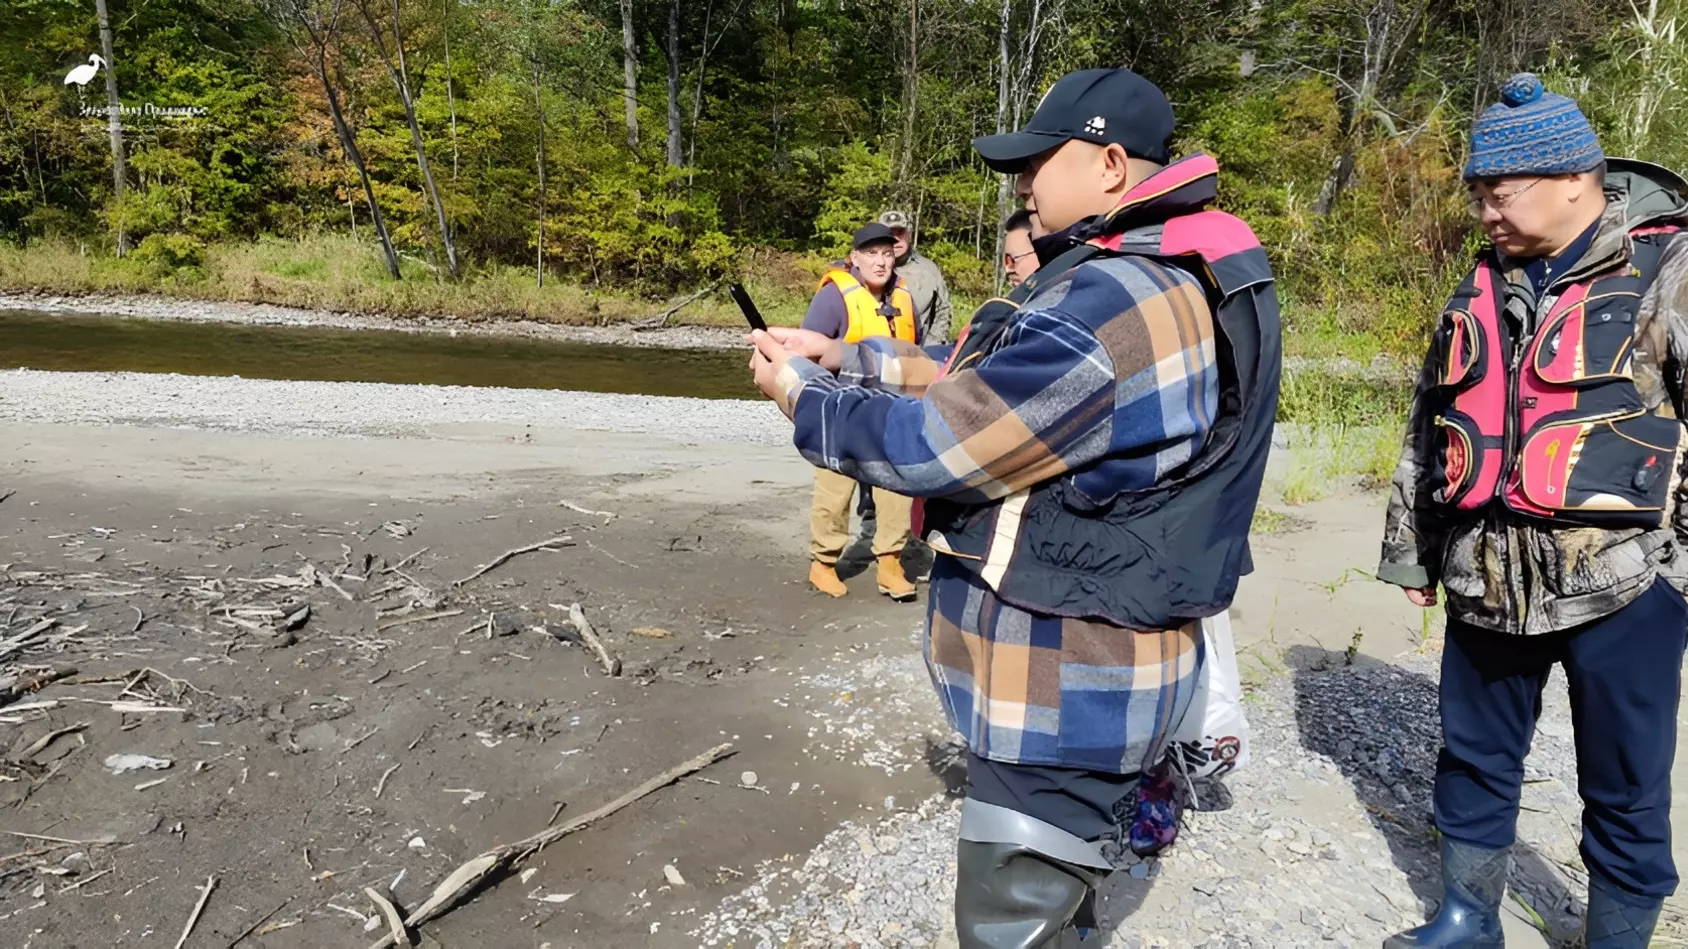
[728,282,767,332]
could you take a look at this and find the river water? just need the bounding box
[0,310,756,400]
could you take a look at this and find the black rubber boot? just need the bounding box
[1383,837,1508,948]
[1585,872,1662,949]
[954,840,1105,949]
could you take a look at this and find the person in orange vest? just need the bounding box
[801,222,919,601]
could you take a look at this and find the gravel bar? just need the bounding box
[0,368,792,444]
[687,639,1630,949]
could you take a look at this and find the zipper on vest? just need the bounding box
[1498,267,1534,629]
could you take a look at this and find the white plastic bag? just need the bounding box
[1167,610,1250,779]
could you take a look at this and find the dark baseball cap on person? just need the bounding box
[852,222,896,249]
[973,68,1175,174]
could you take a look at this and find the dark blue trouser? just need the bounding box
[1435,577,1688,904]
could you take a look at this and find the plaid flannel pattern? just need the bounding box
[773,255,1218,770]
[926,558,1203,772]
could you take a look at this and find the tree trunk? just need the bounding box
[687,0,713,176]
[442,0,459,182]
[1314,0,1428,218]
[665,0,682,168]
[315,58,401,279]
[94,0,130,256]
[992,0,1013,287]
[894,0,920,191]
[356,0,461,280]
[621,0,639,149]
[532,57,546,289]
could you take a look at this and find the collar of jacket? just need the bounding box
[1496,156,1688,292]
[1032,154,1224,267]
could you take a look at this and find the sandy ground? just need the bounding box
[0,419,947,948]
[0,380,1684,948]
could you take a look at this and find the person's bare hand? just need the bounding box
[1404,586,1438,608]
[745,327,843,373]
[747,330,795,404]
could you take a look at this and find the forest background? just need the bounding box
[3,0,1687,363]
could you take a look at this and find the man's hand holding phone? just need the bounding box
[747,328,844,406]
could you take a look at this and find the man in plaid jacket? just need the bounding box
[750,68,1280,948]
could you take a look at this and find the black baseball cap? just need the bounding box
[973,68,1174,174]
[852,222,896,249]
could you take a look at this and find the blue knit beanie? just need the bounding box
[1464,73,1605,181]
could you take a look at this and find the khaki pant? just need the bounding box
[811,468,911,564]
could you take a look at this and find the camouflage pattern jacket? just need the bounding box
[1379,161,1688,634]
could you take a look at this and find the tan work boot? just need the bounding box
[809,561,847,598]
[876,554,917,602]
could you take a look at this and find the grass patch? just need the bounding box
[1251,506,1311,535]
[1278,365,1412,426]
[0,235,841,331]
[1279,422,1400,506]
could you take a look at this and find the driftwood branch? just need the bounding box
[567,603,621,677]
[453,536,573,587]
[0,665,77,706]
[363,743,734,949]
[0,619,58,662]
[377,609,465,632]
[631,280,721,330]
[381,547,431,575]
[557,500,616,523]
[13,721,88,761]
[364,887,413,947]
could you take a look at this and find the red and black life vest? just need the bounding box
[1432,227,1681,528]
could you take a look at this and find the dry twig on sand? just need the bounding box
[566,604,621,677]
[375,763,402,799]
[174,875,217,949]
[362,743,734,949]
[228,895,294,947]
[381,547,431,575]
[0,619,58,662]
[557,500,617,523]
[12,721,88,760]
[376,610,464,632]
[453,536,573,587]
[364,887,414,947]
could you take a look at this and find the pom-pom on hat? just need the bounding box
[1464,73,1604,181]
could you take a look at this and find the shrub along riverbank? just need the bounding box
[1,233,1416,368]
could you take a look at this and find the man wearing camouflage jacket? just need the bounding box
[1380,74,1688,949]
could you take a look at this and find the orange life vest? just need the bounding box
[818,269,918,344]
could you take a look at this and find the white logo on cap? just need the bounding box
[1084,115,1106,135]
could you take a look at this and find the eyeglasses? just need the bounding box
[1467,178,1544,217]
[1006,248,1037,264]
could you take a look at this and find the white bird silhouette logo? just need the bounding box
[63,54,105,87]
